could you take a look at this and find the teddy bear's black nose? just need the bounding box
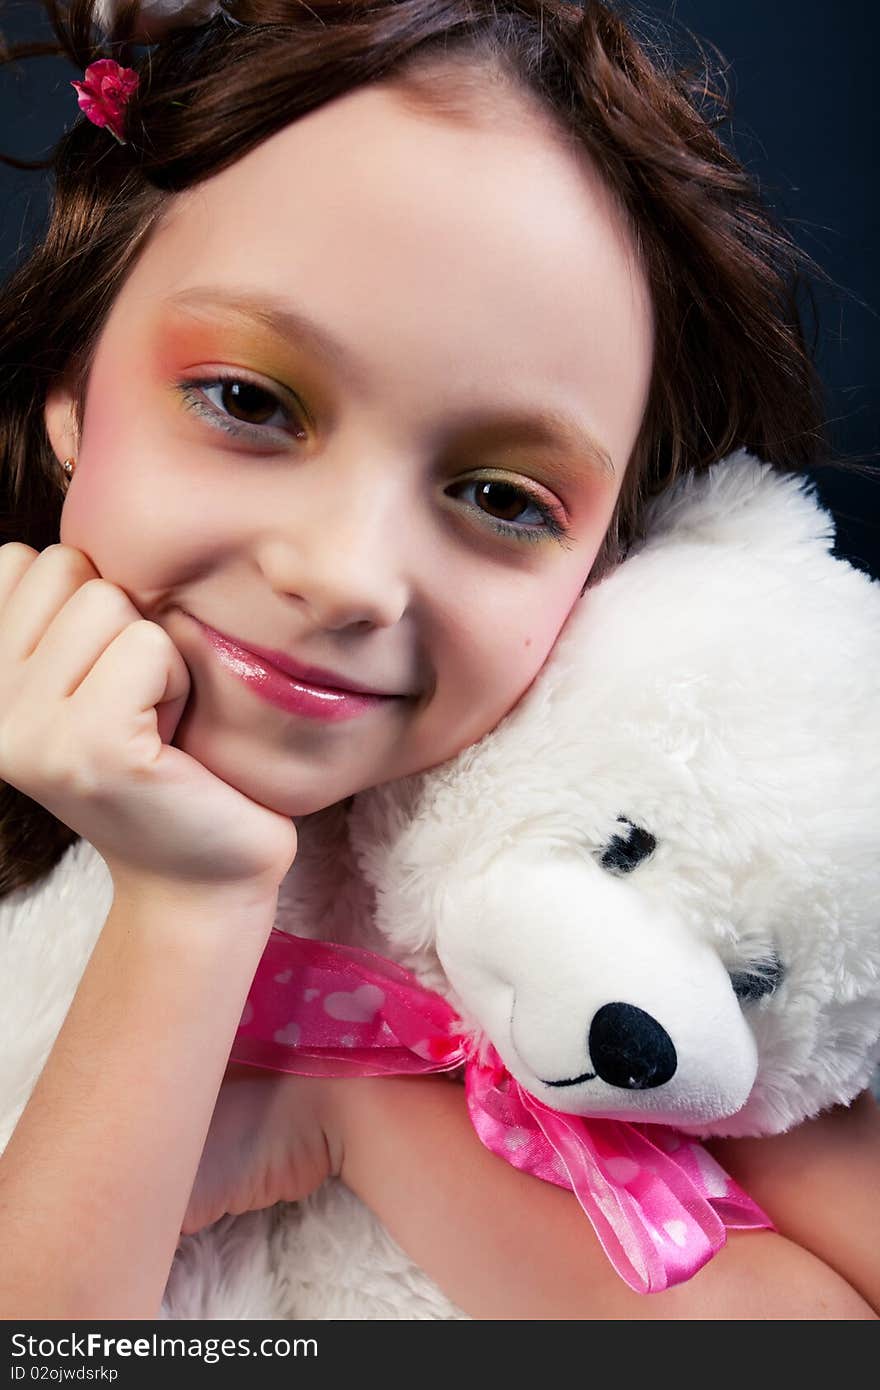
[588,1002,677,1089]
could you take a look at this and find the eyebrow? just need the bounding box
[164,286,615,480]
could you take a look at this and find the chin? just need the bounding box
[254,777,356,821]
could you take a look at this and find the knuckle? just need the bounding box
[128,617,171,650]
[76,576,137,618]
[39,542,84,572]
[0,541,38,563]
[31,545,104,591]
[0,542,38,586]
[43,542,98,573]
[77,575,116,599]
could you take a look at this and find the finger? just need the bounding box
[155,684,191,747]
[0,542,39,612]
[23,574,148,702]
[0,543,102,667]
[69,617,192,758]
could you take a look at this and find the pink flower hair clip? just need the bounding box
[70,58,140,146]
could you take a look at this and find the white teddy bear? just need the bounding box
[341,449,880,1142]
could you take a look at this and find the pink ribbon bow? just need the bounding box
[230,928,772,1294]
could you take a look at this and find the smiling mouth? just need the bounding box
[540,1069,597,1088]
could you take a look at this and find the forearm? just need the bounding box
[337,1076,877,1320]
[706,1090,880,1315]
[0,880,276,1320]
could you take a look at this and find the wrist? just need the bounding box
[108,869,279,948]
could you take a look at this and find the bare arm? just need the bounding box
[0,880,277,1320]
[333,1075,878,1320]
[706,1089,880,1315]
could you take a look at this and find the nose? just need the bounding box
[258,463,410,631]
[588,1002,677,1090]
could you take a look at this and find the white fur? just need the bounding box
[2,448,877,1317]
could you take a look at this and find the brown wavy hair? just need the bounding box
[0,0,866,897]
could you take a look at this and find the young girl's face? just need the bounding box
[47,82,654,818]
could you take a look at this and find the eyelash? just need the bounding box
[176,372,573,549]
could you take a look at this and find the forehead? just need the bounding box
[109,83,654,469]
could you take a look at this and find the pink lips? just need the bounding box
[219,634,395,697]
[192,619,398,723]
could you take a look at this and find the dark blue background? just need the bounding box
[2,0,878,575]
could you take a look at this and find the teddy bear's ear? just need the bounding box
[638,449,837,560]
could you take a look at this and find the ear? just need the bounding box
[43,380,79,465]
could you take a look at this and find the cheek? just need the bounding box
[58,365,185,592]
[478,486,620,698]
[518,592,580,687]
[422,574,583,765]
[452,572,584,707]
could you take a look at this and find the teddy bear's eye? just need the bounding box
[729,955,785,1003]
[599,817,656,875]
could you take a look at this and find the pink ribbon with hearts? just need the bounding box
[229,927,772,1294]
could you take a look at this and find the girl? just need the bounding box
[0,0,877,1320]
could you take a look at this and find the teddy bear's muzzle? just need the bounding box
[539,1001,679,1090]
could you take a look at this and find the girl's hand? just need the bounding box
[181,1063,345,1235]
[0,542,298,896]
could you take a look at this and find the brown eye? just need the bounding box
[218,379,278,426]
[178,373,310,442]
[444,476,570,546]
[473,479,533,523]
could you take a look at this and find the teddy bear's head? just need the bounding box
[347,452,880,1138]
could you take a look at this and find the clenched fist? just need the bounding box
[0,542,298,898]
